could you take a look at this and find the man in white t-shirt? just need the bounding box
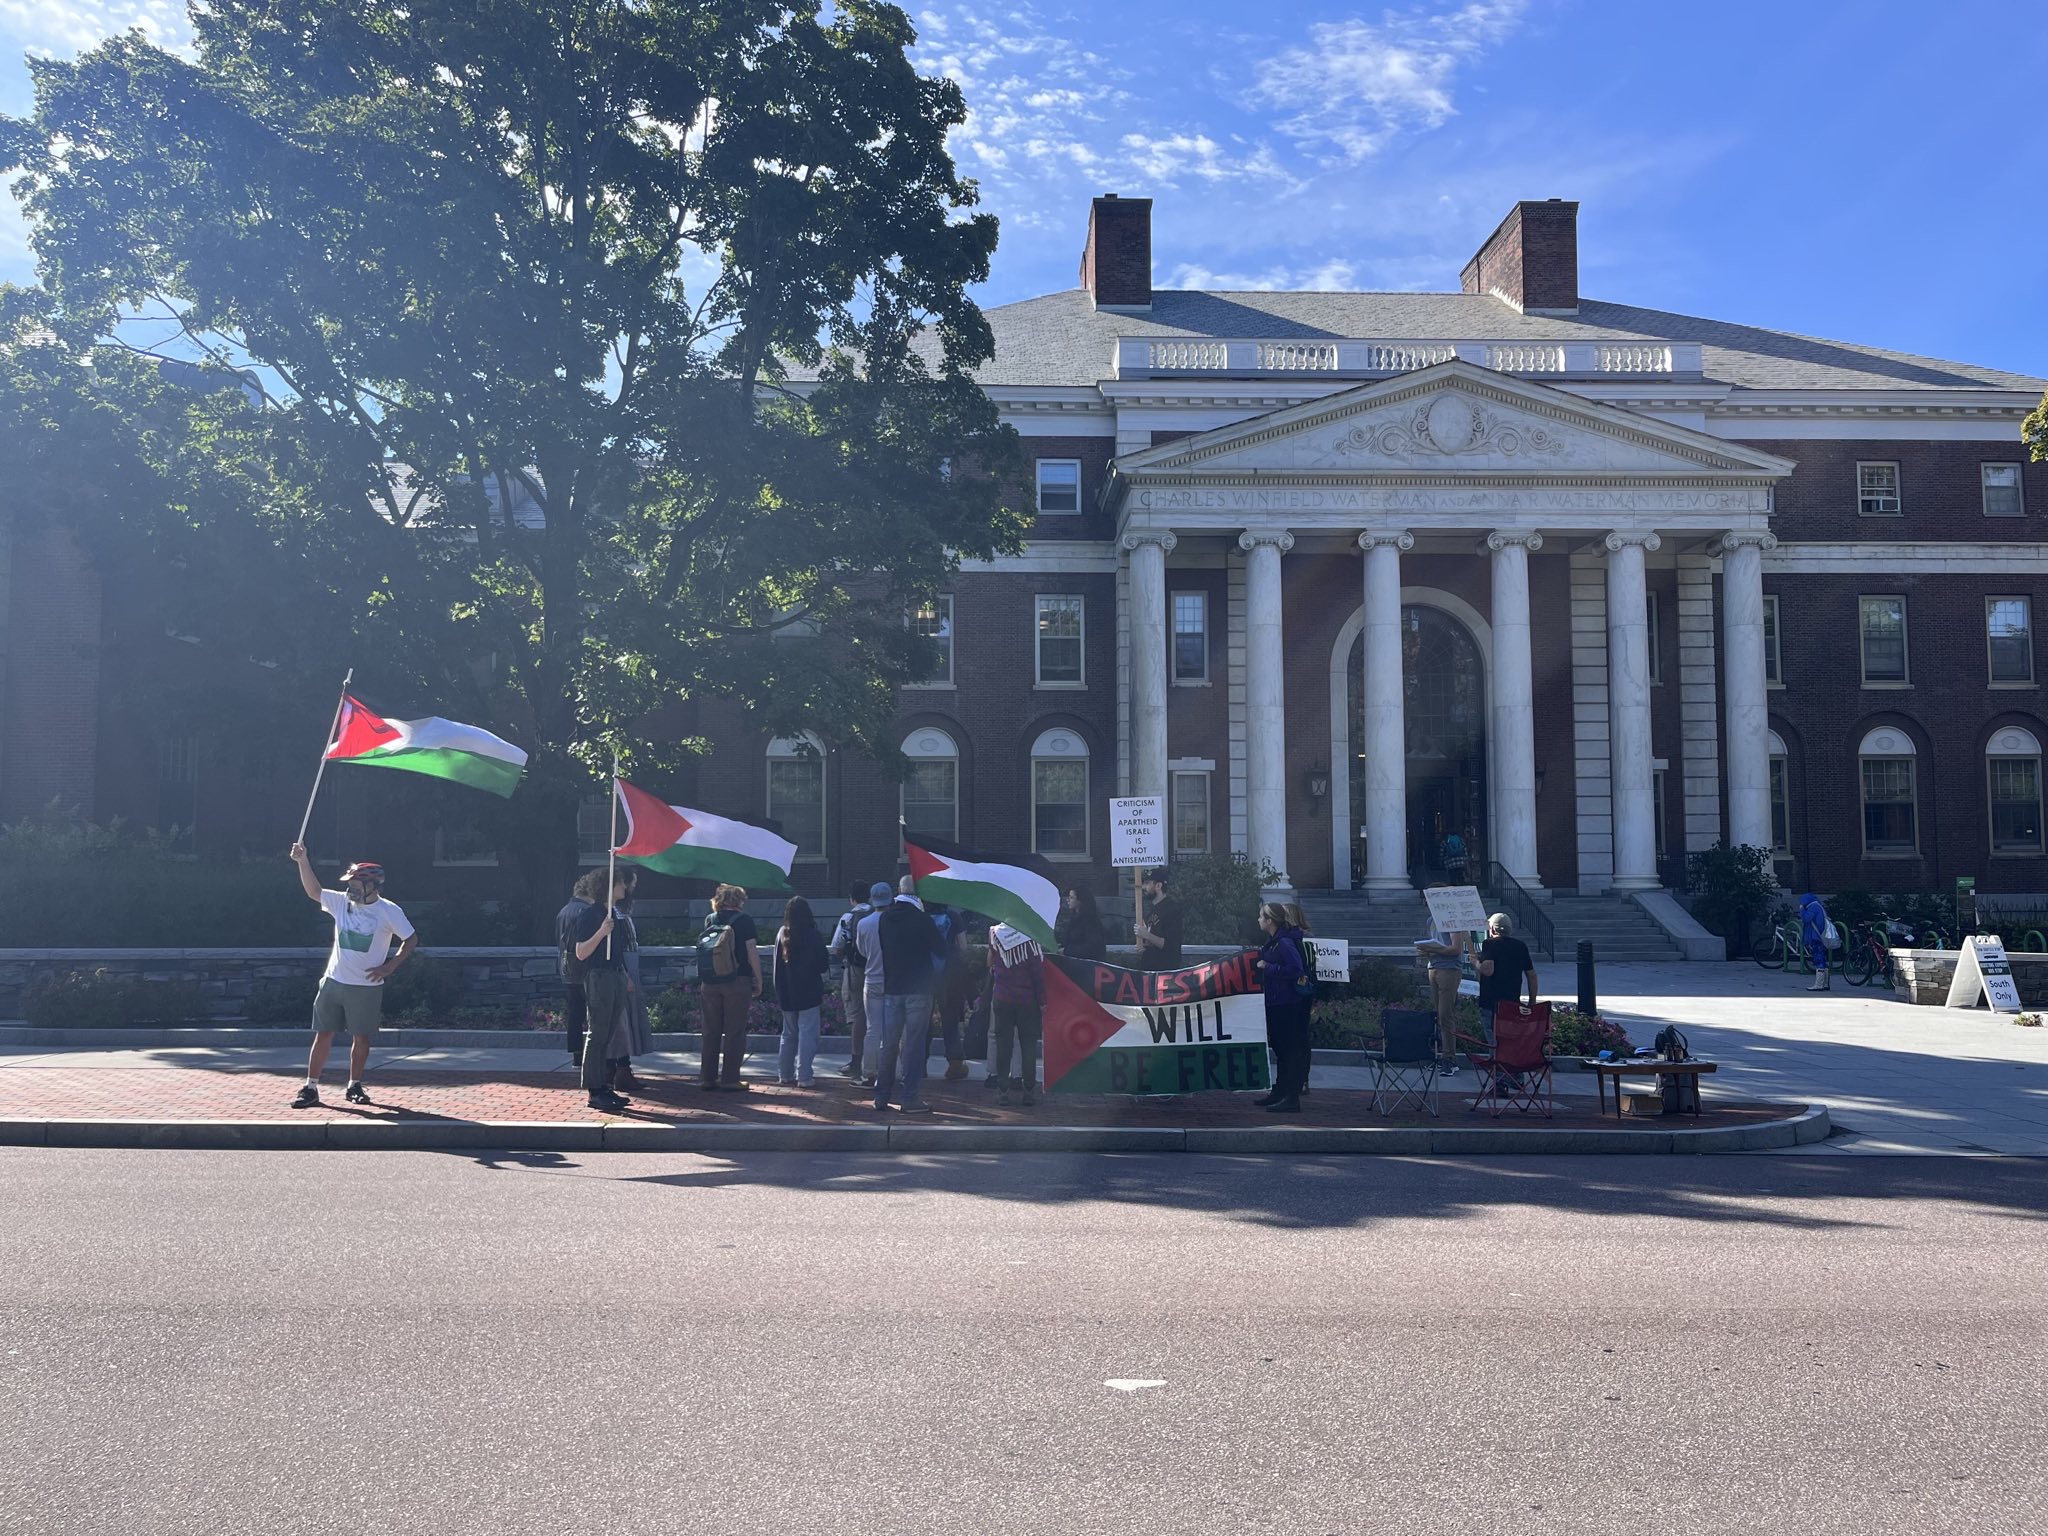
[289,842,417,1108]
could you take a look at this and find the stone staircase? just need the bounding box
[1293,889,1685,964]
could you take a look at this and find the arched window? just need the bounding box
[1766,729,1790,854]
[1987,726,2043,855]
[1030,728,1089,858]
[766,734,826,861]
[1858,727,1917,856]
[901,727,959,843]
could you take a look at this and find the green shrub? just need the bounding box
[381,957,464,1021]
[23,969,211,1028]
[1347,959,1423,1006]
[1543,1006,1632,1057]
[1310,996,1387,1049]
[244,977,319,1023]
[1168,852,1276,946]
[1827,888,1885,935]
[1686,841,1781,948]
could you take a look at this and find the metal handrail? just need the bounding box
[1481,862,1555,962]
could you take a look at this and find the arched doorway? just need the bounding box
[1347,605,1488,885]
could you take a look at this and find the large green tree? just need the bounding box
[0,0,1025,923]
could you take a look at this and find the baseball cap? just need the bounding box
[868,881,893,903]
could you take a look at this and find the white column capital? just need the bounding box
[1483,530,1545,554]
[1603,530,1661,554]
[1238,529,1296,554]
[1120,529,1178,554]
[1719,530,1779,554]
[1357,529,1414,553]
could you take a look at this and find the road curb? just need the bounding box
[0,1105,1830,1154]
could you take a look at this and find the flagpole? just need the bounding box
[605,752,620,960]
[295,668,353,848]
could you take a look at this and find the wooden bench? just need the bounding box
[1584,1059,1718,1118]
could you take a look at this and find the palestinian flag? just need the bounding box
[612,778,796,892]
[903,836,1061,952]
[324,695,527,798]
[1042,953,1269,1095]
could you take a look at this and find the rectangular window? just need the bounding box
[901,759,959,843]
[1859,595,1908,684]
[1032,759,1089,857]
[1769,756,1789,853]
[1646,591,1662,686]
[1988,597,2034,684]
[906,596,953,687]
[1860,757,1917,854]
[1857,461,1901,516]
[1171,770,1211,856]
[1171,592,1208,683]
[766,756,826,860]
[157,733,199,855]
[1982,463,2024,518]
[1762,595,1782,686]
[1035,594,1085,685]
[1990,757,2043,854]
[577,794,613,864]
[1035,459,1081,515]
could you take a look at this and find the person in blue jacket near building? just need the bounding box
[1799,891,1834,992]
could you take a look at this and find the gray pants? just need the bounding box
[843,970,868,1072]
[861,984,885,1078]
[581,969,629,1095]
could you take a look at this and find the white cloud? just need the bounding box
[1120,132,1293,188]
[0,0,191,57]
[1252,1,1527,163]
[1166,258,1365,293]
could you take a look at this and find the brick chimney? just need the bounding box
[1460,199,1579,316]
[1079,193,1152,312]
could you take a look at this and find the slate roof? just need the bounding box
[930,287,2046,394]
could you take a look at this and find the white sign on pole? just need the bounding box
[1945,934,2024,1013]
[1422,884,1489,934]
[1307,937,1350,984]
[1109,796,1166,869]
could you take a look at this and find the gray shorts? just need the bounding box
[312,978,385,1040]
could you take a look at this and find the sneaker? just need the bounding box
[725,1081,751,1093]
[343,1082,370,1105]
[898,1101,935,1115]
[860,1076,878,1089]
[290,1084,321,1109]
[997,1084,1012,1106]
[839,1061,863,1078]
[944,1061,970,1081]
[588,1092,628,1112]
[777,1077,797,1087]
[1019,1090,1036,1107]
[797,1078,816,1090]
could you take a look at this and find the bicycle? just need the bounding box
[1843,922,1897,989]
[1750,915,1812,972]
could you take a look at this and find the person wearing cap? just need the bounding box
[288,842,417,1108]
[1133,867,1183,971]
[829,880,877,1080]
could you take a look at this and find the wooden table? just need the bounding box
[1585,1059,1718,1118]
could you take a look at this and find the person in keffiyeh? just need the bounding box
[981,924,1046,1106]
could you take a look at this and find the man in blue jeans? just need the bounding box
[870,878,941,1114]
[852,880,893,1085]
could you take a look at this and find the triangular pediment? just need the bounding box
[1114,361,1794,480]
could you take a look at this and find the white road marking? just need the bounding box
[1104,1379,1166,1393]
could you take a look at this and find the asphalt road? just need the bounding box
[3,1149,2045,1536]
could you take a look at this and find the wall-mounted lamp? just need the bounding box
[1306,764,1331,800]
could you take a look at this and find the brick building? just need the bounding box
[6,192,2046,928]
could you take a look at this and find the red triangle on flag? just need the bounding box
[612,778,692,857]
[1041,961,1128,1091]
[903,840,946,882]
[326,696,402,759]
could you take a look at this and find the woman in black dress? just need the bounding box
[1055,886,1108,962]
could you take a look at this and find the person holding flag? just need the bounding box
[288,844,416,1109]
[570,867,636,1114]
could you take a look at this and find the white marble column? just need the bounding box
[1239,530,1294,889]
[1487,531,1544,891]
[1123,530,1175,800]
[1359,530,1414,898]
[1721,531,1778,852]
[1605,531,1661,891]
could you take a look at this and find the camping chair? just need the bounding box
[1370,1007,1439,1116]
[1465,1003,1554,1118]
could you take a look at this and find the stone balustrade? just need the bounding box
[1122,337,1702,379]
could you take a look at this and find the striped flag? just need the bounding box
[323,695,527,798]
[903,836,1062,952]
[612,779,797,893]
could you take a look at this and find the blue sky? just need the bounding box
[4,0,2045,379]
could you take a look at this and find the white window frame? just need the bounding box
[904,595,954,689]
[1859,594,1909,686]
[899,727,960,845]
[766,733,828,863]
[1987,596,2035,686]
[1857,461,1901,517]
[1170,768,1212,856]
[1858,727,1918,858]
[1762,594,1782,687]
[1029,728,1091,860]
[1034,594,1086,688]
[1988,727,2044,856]
[1034,458,1082,516]
[1982,462,2024,519]
[1171,591,1209,684]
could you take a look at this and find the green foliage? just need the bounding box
[1543,1006,1633,1057]
[1827,888,1885,935]
[0,802,192,863]
[243,977,319,1024]
[1686,841,1783,942]
[23,969,210,1028]
[1169,853,1277,946]
[381,957,464,1021]
[2026,390,2048,467]
[0,858,333,947]
[1309,996,1388,1049]
[1346,959,1424,1007]
[647,985,790,1034]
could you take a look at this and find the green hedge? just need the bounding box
[23,970,211,1029]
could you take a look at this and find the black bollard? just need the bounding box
[1577,940,1597,1018]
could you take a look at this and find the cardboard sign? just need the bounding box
[1946,933,2023,1013]
[1422,884,1488,934]
[1044,953,1268,1095]
[1307,937,1350,984]
[1108,796,1166,869]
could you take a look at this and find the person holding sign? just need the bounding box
[1134,868,1184,971]
[1416,883,1472,1069]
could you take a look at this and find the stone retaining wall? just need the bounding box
[1889,949,2048,1007]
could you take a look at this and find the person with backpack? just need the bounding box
[829,880,874,1079]
[868,877,942,1114]
[774,895,831,1088]
[1252,901,1312,1113]
[930,905,974,1082]
[981,923,1045,1106]
[1800,891,1836,992]
[697,883,762,1090]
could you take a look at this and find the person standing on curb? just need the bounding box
[853,880,893,1086]
[1133,868,1183,971]
[930,905,974,1082]
[289,843,416,1109]
[571,868,633,1113]
[1416,883,1470,1072]
[982,923,1045,1106]
[830,880,874,1079]
[1800,891,1834,992]
[1252,902,1311,1114]
[613,885,651,1094]
[697,884,762,1090]
[775,895,830,1087]
[871,877,941,1114]
[555,878,593,1068]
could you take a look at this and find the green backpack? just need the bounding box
[696,915,739,983]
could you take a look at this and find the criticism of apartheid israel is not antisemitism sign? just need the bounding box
[1043,953,1269,1095]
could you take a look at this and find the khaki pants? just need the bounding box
[700,979,754,1086]
[1430,968,1462,1060]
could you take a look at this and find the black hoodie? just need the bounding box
[877,898,941,996]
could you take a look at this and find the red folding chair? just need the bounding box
[1465,1003,1554,1118]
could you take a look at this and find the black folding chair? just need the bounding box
[1370,1007,1439,1116]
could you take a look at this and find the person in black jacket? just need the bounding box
[556,880,595,1065]
[1056,885,1108,962]
[774,895,831,1088]
[872,881,942,1114]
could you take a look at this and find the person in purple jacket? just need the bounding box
[980,924,1046,1106]
[1252,901,1311,1114]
